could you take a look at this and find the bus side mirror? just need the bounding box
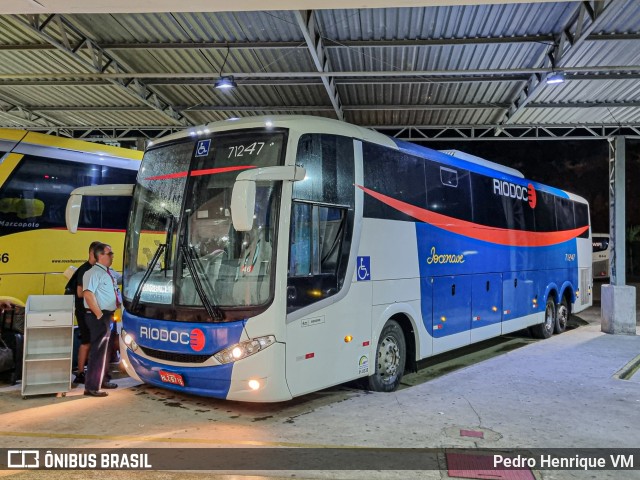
[66,194,83,234]
[231,166,306,232]
[231,180,256,232]
[65,184,135,234]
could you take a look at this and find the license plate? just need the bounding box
[159,370,185,387]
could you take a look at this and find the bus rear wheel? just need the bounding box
[530,297,555,339]
[368,319,406,392]
[555,297,569,334]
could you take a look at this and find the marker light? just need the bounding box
[214,335,276,364]
[344,335,353,343]
[248,379,261,390]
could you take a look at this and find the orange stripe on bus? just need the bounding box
[357,185,588,247]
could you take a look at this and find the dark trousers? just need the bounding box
[85,310,113,391]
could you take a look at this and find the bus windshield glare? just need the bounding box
[122,129,285,319]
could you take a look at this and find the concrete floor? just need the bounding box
[1,280,639,480]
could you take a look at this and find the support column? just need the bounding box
[601,136,636,335]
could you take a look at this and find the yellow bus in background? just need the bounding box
[0,129,142,304]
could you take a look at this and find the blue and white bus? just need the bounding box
[67,116,592,402]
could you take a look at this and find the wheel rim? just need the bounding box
[377,334,400,382]
[557,303,568,330]
[544,302,555,334]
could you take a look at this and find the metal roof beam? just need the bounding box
[28,101,640,113]
[374,124,640,141]
[14,14,190,127]
[7,71,640,88]
[30,103,510,112]
[18,124,640,142]
[3,32,639,52]
[0,91,63,127]
[4,65,639,81]
[499,0,613,126]
[294,10,344,121]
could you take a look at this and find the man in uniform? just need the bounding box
[82,243,120,397]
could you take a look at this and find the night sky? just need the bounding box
[423,139,640,234]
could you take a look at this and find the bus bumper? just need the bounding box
[120,341,292,402]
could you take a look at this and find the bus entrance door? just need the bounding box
[432,275,471,355]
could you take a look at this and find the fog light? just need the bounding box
[248,379,260,390]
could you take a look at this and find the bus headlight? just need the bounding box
[214,335,276,364]
[121,329,139,352]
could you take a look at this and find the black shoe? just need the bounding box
[84,390,108,397]
[73,372,85,385]
[101,381,118,389]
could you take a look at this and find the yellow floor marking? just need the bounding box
[0,431,355,449]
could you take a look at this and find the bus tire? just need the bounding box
[368,319,406,392]
[555,296,569,334]
[530,296,555,339]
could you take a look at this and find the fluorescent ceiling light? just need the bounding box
[546,72,565,85]
[214,76,237,90]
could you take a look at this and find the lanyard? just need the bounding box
[103,266,122,308]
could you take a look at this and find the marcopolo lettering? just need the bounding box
[140,326,190,345]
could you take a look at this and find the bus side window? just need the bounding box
[288,202,346,312]
[289,202,313,277]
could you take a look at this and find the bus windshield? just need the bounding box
[123,129,286,320]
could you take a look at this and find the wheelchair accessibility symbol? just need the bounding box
[195,139,211,157]
[356,256,370,281]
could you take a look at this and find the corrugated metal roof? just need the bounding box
[0,1,638,136]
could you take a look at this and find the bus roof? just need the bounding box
[145,115,587,204]
[149,115,395,149]
[0,128,143,162]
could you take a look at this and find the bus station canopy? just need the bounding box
[0,0,639,143]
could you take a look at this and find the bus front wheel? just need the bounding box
[367,319,406,392]
[555,296,569,334]
[530,297,555,339]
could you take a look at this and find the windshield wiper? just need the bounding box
[130,243,166,313]
[180,244,224,321]
[130,212,175,313]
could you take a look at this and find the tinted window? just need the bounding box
[472,174,508,228]
[555,197,575,231]
[287,202,348,312]
[426,163,472,222]
[534,191,556,232]
[362,143,427,221]
[294,134,354,206]
[0,155,137,235]
[574,201,590,238]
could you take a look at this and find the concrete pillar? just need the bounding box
[601,136,636,335]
